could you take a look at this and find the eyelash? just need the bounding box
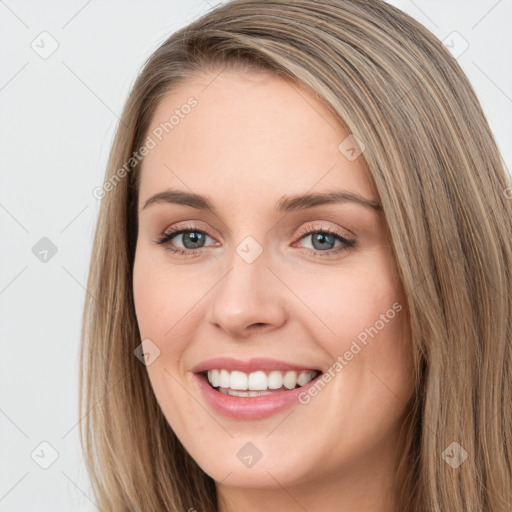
[155,222,356,258]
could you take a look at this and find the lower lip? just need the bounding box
[193,372,322,420]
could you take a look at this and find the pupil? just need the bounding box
[312,233,335,250]
[183,232,205,249]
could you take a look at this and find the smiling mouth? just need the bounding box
[201,368,322,397]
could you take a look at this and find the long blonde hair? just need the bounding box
[80,1,512,510]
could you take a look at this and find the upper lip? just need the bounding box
[191,357,322,374]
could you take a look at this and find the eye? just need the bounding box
[155,224,217,256]
[155,222,356,258]
[293,222,355,257]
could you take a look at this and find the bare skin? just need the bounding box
[132,70,415,512]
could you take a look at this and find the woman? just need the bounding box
[80,0,512,510]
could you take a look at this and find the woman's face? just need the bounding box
[133,70,415,503]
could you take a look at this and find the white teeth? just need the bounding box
[248,371,267,390]
[206,369,318,391]
[268,370,283,389]
[219,369,230,388]
[209,369,220,387]
[283,371,297,390]
[230,370,248,390]
[225,389,273,397]
[297,371,312,386]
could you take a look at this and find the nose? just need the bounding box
[205,248,288,338]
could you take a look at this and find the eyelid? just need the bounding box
[293,220,354,241]
[156,220,356,257]
[160,221,218,240]
[159,222,218,246]
[161,220,353,241]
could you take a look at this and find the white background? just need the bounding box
[0,1,510,510]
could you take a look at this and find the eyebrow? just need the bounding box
[141,189,382,213]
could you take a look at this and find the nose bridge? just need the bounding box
[206,234,287,335]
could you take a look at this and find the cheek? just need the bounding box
[133,248,186,340]
[290,264,403,348]
[133,252,200,428]
[289,256,413,394]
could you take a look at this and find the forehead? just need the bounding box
[138,70,376,209]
